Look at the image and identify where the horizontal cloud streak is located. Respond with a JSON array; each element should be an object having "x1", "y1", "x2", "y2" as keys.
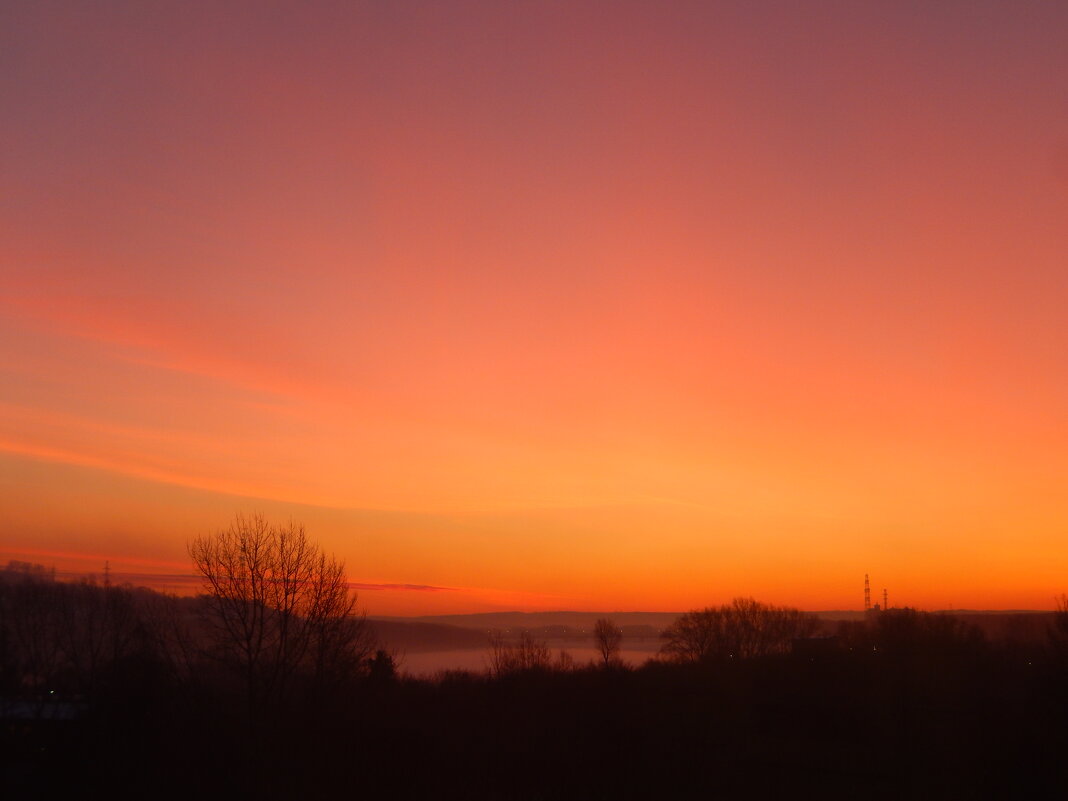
[
  {"x1": 350, "y1": 582, "x2": 454, "y2": 592},
  {"x1": 44, "y1": 570, "x2": 454, "y2": 595}
]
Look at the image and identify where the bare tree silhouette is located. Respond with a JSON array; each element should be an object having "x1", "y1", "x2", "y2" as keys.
[
  {"x1": 59, "y1": 576, "x2": 140, "y2": 695},
  {"x1": 188, "y1": 514, "x2": 373, "y2": 713},
  {"x1": 593, "y1": 617, "x2": 622, "y2": 667},
  {"x1": 0, "y1": 563, "x2": 145, "y2": 704},
  {"x1": 487, "y1": 629, "x2": 552, "y2": 677},
  {"x1": 660, "y1": 597, "x2": 817, "y2": 663},
  {"x1": 1047, "y1": 593, "x2": 1068, "y2": 663}
]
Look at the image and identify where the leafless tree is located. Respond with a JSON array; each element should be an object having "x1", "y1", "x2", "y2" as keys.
[
  {"x1": 1051, "y1": 593, "x2": 1068, "y2": 662},
  {"x1": 136, "y1": 591, "x2": 202, "y2": 686},
  {"x1": 189, "y1": 514, "x2": 373, "y2": 710},
  {"x1": 1, "y1": 566, "x2": 66, "y2": 693},
  {"x1": 58, "y1": 577, "x2": 141, "y2": 695},
  {"x1": 594, "y1": 617, "x2": 623, "y2": 667},
  {"x1": 660, "y1": 597, "x2": 818, "y2": 663},
  {"x1": 486, "y1": 629, "x2": 552, "y2": 677},
  {"x1": 0, "y1": 562, "x2": 148, "y2": 710},
  {"x1": 555, "y1": 649, "x2": 576, "y2": 672}
]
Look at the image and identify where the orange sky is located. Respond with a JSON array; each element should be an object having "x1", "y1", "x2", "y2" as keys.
[{"x1": 2, "y1": 2, "x2": 1067, "y2": 614}]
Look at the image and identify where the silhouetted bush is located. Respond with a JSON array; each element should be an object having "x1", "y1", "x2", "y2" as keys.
[
  {"x1": 487, "y1": 629, "x2": 553, "y2": 676},
  {"x1": 659, "y1": 597, "x2": 819, "y2": 663}
]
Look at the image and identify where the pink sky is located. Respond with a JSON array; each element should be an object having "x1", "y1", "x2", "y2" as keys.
[{"x1": 2, "y1": 2, "x2": 1068, "y2": 613}]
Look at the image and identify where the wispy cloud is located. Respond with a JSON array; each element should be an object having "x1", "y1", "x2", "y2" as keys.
[
  {"x1": 38, "y1": 568, "x2": 453, "y2": 595},
  {"x1": 349, "y1": 582, "x2": 454, "y2": 592}
]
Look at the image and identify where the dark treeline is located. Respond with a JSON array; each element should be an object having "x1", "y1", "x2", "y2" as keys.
[{"x1": 3, "y1": 536, "x2": 1068, "y2": 799}]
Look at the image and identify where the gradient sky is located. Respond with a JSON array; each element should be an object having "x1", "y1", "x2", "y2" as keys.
[{"x1": 3, "y1": 1, "x2": 1067, "y2": 614}]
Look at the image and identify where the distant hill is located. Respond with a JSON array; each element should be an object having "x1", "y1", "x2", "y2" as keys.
[
  {"x1": 367, "y1": 612, "x2": 677, "y2": 651},
  {"x1": 367, "y1": 619, "x2": 491, "y2": 652},
  {"x1": 371, "y1": 611, "x2": 683, "y2": 632},
  {"x1": 369, "y1": 609, "x2": 1055, "y2": 652},
  {"x1": 374, "y1": 610, "x2": 864, "y2": 630}
]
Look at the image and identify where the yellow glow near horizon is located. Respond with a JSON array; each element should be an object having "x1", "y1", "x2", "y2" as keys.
[{"x1": 3, "y1": 3, "x2": 1068, "y2": 613}]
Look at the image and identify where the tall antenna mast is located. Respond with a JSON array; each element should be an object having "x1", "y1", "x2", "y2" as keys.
[
  {"x1": 883, "y1": 588, "x2": 888, "y2": 610},
  {"x1": 864, "y1": 574, "x2": 871, "y2": 612}
]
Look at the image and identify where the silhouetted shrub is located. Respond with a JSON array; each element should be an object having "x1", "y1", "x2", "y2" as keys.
[{"x1": 659, "y1": 597, "x2": 819, "y2": 663}]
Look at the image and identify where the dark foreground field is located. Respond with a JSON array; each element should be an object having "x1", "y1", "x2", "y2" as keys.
[
  {"x1": 6, "y1": 631, "x2": 1068, "y2": 799},
  {"x1": 4, "y1": 560, "x2": 1068, "y2": 799}
]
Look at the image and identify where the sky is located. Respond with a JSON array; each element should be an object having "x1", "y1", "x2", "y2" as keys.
[{"x1": 2, "y1": 1, "x2": 1067, "y2": 614}]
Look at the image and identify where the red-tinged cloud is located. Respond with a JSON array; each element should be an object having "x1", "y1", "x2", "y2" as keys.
[
  {"x1": 120, "y1": 575, "x2": 456, "y2": 594},
  {"x1": 33, "y1": 569, "x2": 455, "y2": 596},
  {"x1": 349, "y1": 583, "x2": 453, "y2": 592}
]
